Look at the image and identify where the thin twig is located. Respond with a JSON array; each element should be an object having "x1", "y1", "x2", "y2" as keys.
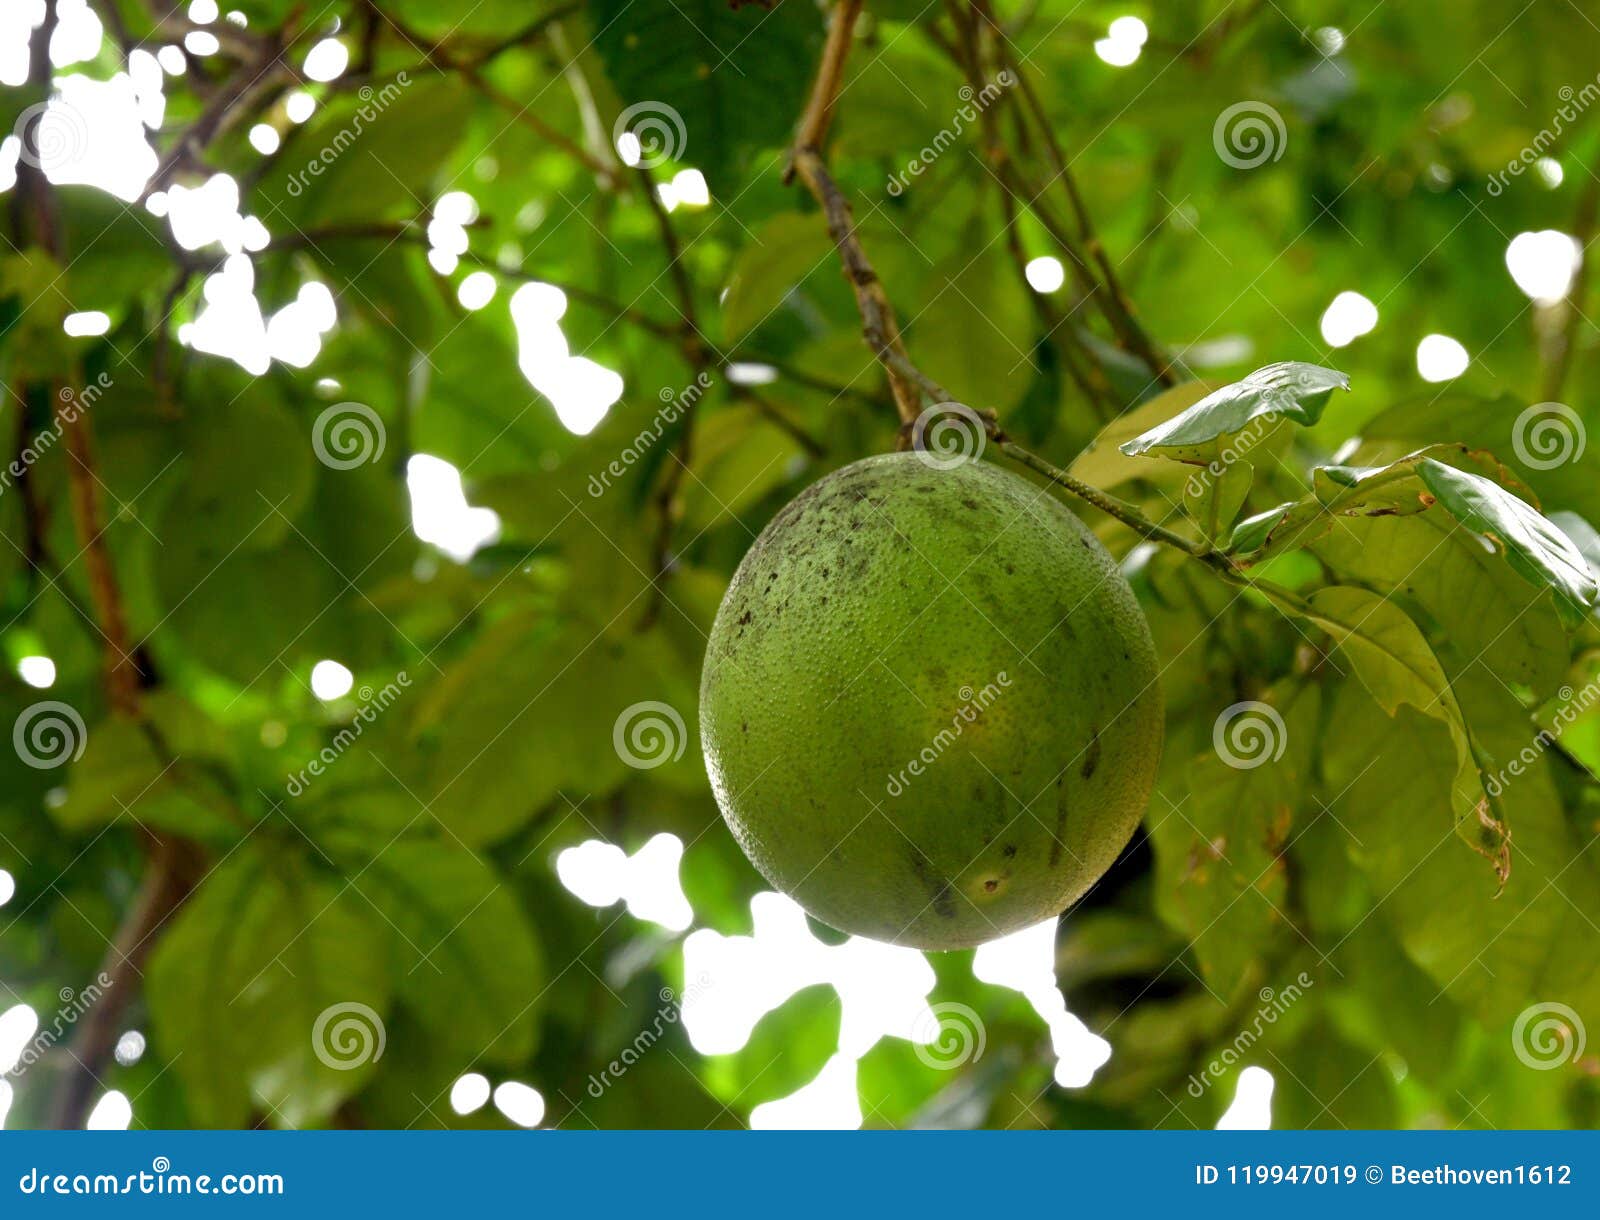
[
  {"x1": 945, "y1": 3, "x2": 1113, "y2": 419},
  {"x1": 787, "y1": 4, "x2": 1239, "y2": 579},
  {"x1": 367, "y1": 3, "x2": 615, "y2": 182},
  {"x1": 784, "y1": 0, "x2": 862, "y2": 183},
  {"x1": 963, "y1": 1, "x2": 1176, "y2": 385},
  {"x1": 788, "y1": 0, "x2": 923, "y2": 429},
  {"x1": 141, "y1": 19, "x2": 298, "y2": 200}
]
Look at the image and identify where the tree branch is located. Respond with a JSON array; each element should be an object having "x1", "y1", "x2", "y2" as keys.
[
  {"x1": 788, "y1": 0, "x2": 923, "y2": 430},
  {"x1": 15, "y1": 0, "x2": 193, "y2": 1132}
]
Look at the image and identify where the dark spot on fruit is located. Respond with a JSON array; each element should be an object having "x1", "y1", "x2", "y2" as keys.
[
  {"x1": 983, "y1": 879, "x2": 999, "y2": 893},
  {"x1": 1002, "y1": 844, "x2": 1017, "y2": 858},
  {"x1": 1081, "y1": 726, "x2": 1101, "y2": 779},
  {"x1": 737, "y1": 610, "x2": 753, "y2": 626},
  {"x1": 961, "y1": 498, "x2": 980, "y2": 510},
  {"x1": 909, "y1": 851, "x2": 957, "y2": 919}
]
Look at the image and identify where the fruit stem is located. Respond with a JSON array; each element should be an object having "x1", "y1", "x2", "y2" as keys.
[{"x1": 995, "y1": 440, "x2": 1211, "y2": 559}]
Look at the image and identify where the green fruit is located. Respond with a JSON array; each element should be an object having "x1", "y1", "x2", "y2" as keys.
[{"x1": 699, "y1": 451, "x2": 1164, "y2": 950}]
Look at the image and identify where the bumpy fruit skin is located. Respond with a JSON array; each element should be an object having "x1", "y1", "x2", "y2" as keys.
[{"x1": 699, "y1": 452, "x2": 1163, "y2": 949}]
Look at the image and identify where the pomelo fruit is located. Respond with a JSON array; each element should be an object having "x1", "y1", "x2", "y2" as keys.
[{"x1": 699, "y1": 451, "x2": 1163, "y2": 949}]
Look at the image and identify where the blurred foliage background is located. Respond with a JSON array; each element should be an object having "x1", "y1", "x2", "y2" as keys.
[{"x1": 1, "y1": 0, "x2": 1599, "y2": 1131}]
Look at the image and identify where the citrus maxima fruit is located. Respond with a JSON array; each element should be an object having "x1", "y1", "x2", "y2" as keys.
[{"x1": 699, "y1": 452, "x2": 1163, "y2": 949}]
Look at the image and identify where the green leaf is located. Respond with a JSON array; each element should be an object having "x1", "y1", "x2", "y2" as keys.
[
  {"x1": 408, "y1": 612, "x2": 702, "y2": 845},
  {"x1": 700, "y1": 984, "x2": 841, "y2": 1109},
  {"x1": 256, "y1": 77, "x2": 475, "y2": 226},
  {"x1": 588, "y1": 0, "x2": 825, "y2": 193},
  {"x1": 1414, "y1": 457, "x2": 1597, "y2": 617},
  {"x1": 1181, "y1": 458, "x2": 1252, "y2": 544},
  {"x1": 721, "y1": 212, "x2": 837, "y2": 344},
  {"x1": 1150, "y1": 682, "x2": 1319, "y2": 997},
  {"x1": 1120, "y1": 362, "x2": 1349, "y2": 459},
  {"x1": 330, "y1": 839, "x2": 545, "y2": 1066},
  {"x1": 55, "y1": 693, "x2": 239, "y2": 839},
  {"x1": 1235, "y1": 450, "x2": 1596, "y2": 617},
  {"x1": 910, "y1": 243, "x2": 1036, "y2": 413},
  {"x1": 1304, "y1": 586, "x2": 1505, "y2": 875},
  {"x1": 1227, "y1": 501, "x2": 1295, "y2": 554},
  {"x1": 1309, "y1": 512, "x2": 1568, "y2": 701},
  {"x1": 1270, "y1": 1016, "x2": 1398, "y2": 1129},
  {"x1": 168, "y1": 395, "x2": 314, "y2": 552},
  {"x1": 1322, "y1": 676, "x2": 1600, "y2": 1041},
  {"x1": 146, "y1": 851, "x2": 393, "y2": 1128}
]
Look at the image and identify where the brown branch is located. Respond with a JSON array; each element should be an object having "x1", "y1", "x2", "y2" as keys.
[
  {"x1": 785, "y1": 0, "x2": 862, "y2": 182},
  {"x1": 792, "y1": 151, "x2": 926, "y2": 427},
  {"x1": 943, "y1": 3, "x2": 1114, "y2": 420},
  {"x1": 779, "y1": 6, "x2": 1234, "y2": 584},
  {"x1": 787, "y1": 1, "x2": 925, "y2": 429},
  {"x1": 141, "y1": 18, "x2": 299, "y2": 200},
  {"x1": 17, "y1": 0, "x2": 189, "y2": 1132},
  {"x1": 44, "y1": 836, "x2": 198, "y2": 1130},
  {"x1": 636, "y1": 163, "x2": 713, "y2": 629}
]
